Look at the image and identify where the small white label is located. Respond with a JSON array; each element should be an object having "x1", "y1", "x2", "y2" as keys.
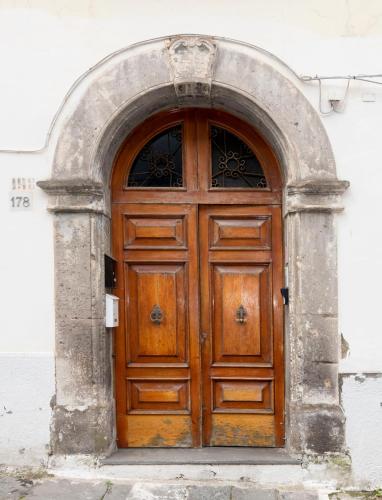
[{"x1": 9, "y1": 191, "x2": 33, "y2": 211}]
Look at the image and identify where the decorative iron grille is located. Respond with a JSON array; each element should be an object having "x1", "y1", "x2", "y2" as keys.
[
  {"x1": 211, "y1": 126, "x2": 267, "y2": 188},
  {"x1": 127, "y1": 125, "x2": 183, "y2": 188}
]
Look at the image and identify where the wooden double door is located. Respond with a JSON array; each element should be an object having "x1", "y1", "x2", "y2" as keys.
[{"x1": 112, "y1": 109, "x2": 284, "y2": 448}]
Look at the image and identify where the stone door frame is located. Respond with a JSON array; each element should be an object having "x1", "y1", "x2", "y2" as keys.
[{"x1": 38, "y1": 35, "x2": 349, "y2": 456}]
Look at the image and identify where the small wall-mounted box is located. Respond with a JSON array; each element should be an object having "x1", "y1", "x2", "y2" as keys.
[
  {"x1": 105, "y1": 254, "x2": 117, "y2": 289},
  {"x1": 105, "y1": 294, "x2": 119, "y2": 328}
]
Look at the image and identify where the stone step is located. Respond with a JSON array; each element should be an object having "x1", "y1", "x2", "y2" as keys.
[
  {"x1": 98, "y1": 448, "x2": 304, "y2": 485},
  {"x1": 98, "y1": 463, "x2": 304, "y2": 483},
  {"x1": 0, "y1": 476, "x2": 323, "y2": 499},
  {"x1": 102, "y1": 447, "x2": 301, "y2": 466}
]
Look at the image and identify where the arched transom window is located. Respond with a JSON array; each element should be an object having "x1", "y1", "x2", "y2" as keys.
[{"x1": 112, "y1": 109, "x2": 281, "y2": 203}]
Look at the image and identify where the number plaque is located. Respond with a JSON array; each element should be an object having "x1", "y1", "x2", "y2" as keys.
[{"x1": 9, "y1": 191, "x2": 33, "y2": 211}]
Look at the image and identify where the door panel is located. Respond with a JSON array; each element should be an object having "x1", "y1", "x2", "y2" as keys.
[
  {"x1": 124, "y1": 216, "x2": 187, "y2": 249},
  {"x1": 127, "y1": 263, "x2": 187, "y2": 363},
  {"x1": 114, "y1": 204, "x2": 201, "y2": 447},
  {"x1": 212, "y1": 379, "x2": 274, "y2": 412},
  {"x1": 200, "y1": 205, "x2": 284, "y2": 447},
  {"x1": 210, "y1": 414, "x2": 275, "y2": 447},
  {"x1": 210, "y1": 216, "x2": 271, "y2": 249},
  {"x1": 212, "y1": 264, "x2": 271, "y2": 363},
  {"x1": 128, "y1": 379, "x2": 190, "y2": 412},
  {"x1": 125, "y1": 415, "x2": 193, "y2": 447}
]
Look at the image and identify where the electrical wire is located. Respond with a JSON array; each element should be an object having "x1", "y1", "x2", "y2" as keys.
[
  {"x1": 353, "y1": 77, "x2": 382, "y2": 85},
  {"x1": 300, "y1": 74, "x2": 382, "y2": 83},
  {"x1": 302, "y1": 74, "x2": 382, "y2": 115}
]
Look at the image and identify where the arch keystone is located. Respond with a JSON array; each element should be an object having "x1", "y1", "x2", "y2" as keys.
[{"x1": 167, "y1": 36, "x2": 216, "y2": 98}]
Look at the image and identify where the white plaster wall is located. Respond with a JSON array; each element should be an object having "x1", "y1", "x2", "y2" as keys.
[
  {"x1": 0, "y1": 151, "x2": 54, "y2": 465},
  {"x1": 0, "y1": 0, "x2": 381, "y2": 483},
  {"x1": 0, "y1": 353, "x2": 54, "y2": 466},
  {"x1": 0, "y1": 153, "x2": 53, "y2": 353},
  {"x1": 341, "y1": 375, "x2": 382, "y2": 488}
]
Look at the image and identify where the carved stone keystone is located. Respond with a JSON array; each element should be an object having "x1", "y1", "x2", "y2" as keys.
[{"x1": 167, "y1": 36, "x2": 216, "y2": 98}]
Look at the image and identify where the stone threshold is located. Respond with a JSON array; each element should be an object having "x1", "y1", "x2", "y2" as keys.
[{"x1": 102, "y1": 447, "x2": 301, "y2": 466}]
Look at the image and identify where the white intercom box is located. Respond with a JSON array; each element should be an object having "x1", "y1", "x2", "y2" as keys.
[{"x1": 105, "y1": 294, "x2": 119, "y2": 327}]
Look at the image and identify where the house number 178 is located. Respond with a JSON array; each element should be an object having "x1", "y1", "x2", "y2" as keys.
[{"x1": 9, "y1": 192, "x2": 33, "y2": 210}]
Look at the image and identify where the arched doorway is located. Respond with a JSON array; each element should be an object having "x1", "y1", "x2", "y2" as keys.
[
  {"x1": 38, "y1": 35, "x2": 349, "y2": 457},
  {"x1": 111, "y1": 109, "x2": 284, "y2": 448}
]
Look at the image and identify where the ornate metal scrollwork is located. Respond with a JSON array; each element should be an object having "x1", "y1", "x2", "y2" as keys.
[
  {"x1": 235, "y1": 305, "x2": 247, "y2": 324},
  {"x1": 127, "y1": 125, "x2": 183, "y2": 188},
  {"x1": 211, "y1": 126, "x2": 267, "y2": 188},
  {"x1": 150, "y1": 304, "x2": 164, "y2": 325}
]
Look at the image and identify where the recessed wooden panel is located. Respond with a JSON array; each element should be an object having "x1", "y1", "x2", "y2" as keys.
[
  {"x1": 128, "y1": 379, "x2": 190, "y2": 413},
  {"x1": 213, "y1": 379, "x2": 273, "y2": 412},
  {"x1": 121, "y1": 415, "x2": 192, "y2": 447},
  {"x1": 212, "y1": 264, "x2": 272, "y2": 364},
  {"x1": 210, "y1": 414, "x2": 275, "y2": 446},
  {"x1": 210, "y1": 216, "x2": 271, "y2": 249},
  {"x1": 126, "y1": 263, "x2": 188, "y2": 363},
  {"x1": 124, "y1": 215, "x2": 186, "y2": 249}
]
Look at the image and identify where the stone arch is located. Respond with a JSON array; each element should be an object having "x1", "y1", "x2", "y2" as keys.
[{"x1": 38, "y1": 35, "x2": 349, "y2": 456}]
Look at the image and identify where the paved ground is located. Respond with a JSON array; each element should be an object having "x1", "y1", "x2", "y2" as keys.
[
  {"x1": 0, "y1": 474, "x2": 381, "y2": 499},
  {"x1": 0, "y1": 476, "x2": 316, "y2": 500}
]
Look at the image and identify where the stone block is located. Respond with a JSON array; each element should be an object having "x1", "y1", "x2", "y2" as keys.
[
  {"x1": 277, "y1": 491, "x2": 318, "y2": 499},
  {"x1": 302, "y1": 361, "x2": 339, "y2": 404},
  {"x1": 52, "y1": 402, "x2": 114, "y2": 454},
  {"x1": 303, "y1": 405, "x2": 346, "y2": 454},
  {"x1": 54, "y1": 214, "x2": 92, "y2": 320},
  {"x1": 28, "y1": 479, "x2": 109, "y2": 499},
  {"x1": 291, "y1": 212, "x2": 337, "y2": 316},
  {"x1": 232, "y1": 486, "x2": 278, "y2": 499},
  {"x1": 287, "y1": 403, "x2": 345, "y2": 455},
  {"x1": 301, "y1": 314, "x2": 339, "y2": 363},
  {"x1": 123, "y1": 483, "x2": 188, "y2": 500},
  {"x1": 55, "y1": 318, "x2": 109, "y2": 407},
  {"x1": 187, "y1": 485, "x2": 231, "y2": 499}
]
